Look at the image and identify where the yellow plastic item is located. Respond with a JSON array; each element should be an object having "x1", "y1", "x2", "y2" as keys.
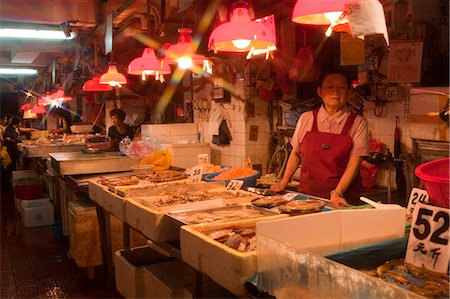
[
  {"x1": 1, "y1": 146, "x2": 12, "y2": 169},
  {"x1": 139, "y1": 149, "x2": 172, "y2": 171}
]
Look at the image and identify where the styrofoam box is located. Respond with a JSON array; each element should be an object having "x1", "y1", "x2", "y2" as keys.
[
  {"x1": 180, "y1": 215, "x2": 287, "y2": 297},
  {"x1": 256, "y1": 207, "x2": 406, "y2": 256},
  {"x1": 141, "y1": 123, "x2": 198, "y2": 137},
  {"x1": 21, "y1": 198, "x2": 54, "y2": 228},
  {"x1": 142, "y1": 260, "x2": 193, "y2": 299},
  {"x1": 12, "y1": 170, "x2": 38, "y2": 186},
  {"x1": 164, "y1": 143, "x2": 211, "y2": 169},
  {"x1": 115, "y1": 246, "x2": 174, "y2": 299}
]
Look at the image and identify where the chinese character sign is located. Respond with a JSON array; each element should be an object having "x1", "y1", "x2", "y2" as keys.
[
  {"x1": 406, "y1": 203, "x2": 449, "y2": 274},
  {"x1": 387, "y1": 39, "x2": 423, "y2": 83}
]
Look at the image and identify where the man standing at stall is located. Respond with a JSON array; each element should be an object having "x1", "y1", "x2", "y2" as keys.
[
  {"x1": 271, "y1": 71, "x2": 370, "y2": 208},
  {"x1": 108, "y1": 108, "x2": 134, "y2": 151}
]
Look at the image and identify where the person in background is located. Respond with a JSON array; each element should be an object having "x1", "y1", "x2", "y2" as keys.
[
  {"x1": 108, "y1": 108, "x2": 134, "y2": 151},
  {"x1": 271, "y1": 71, "x2": 370, "y2": 208},
  {"x1": 0, "y1": 115, "x2": 11, "y2": 146},
  {"x1": 50, "y1": 107, "x2": 72, "y2": 134},
  {"x1": 2, "y1": 116, "x2": 23, "y2": 190}
]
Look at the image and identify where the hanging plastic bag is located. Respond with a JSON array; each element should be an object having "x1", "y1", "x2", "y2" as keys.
[
  {"x1": 119, "y1": 136, "x2": 159, "y2": 159},
  {"x1": 289, "y1": 30, "x2": 320, "y2": 82}
]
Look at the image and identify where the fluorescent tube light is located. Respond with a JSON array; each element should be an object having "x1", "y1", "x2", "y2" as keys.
[
  {"x1": 0, "y1": 68, "x2": 38, "y2": 75},
  {"x1": 0, "y1": 28, "x2": 75, "y2": 39}
]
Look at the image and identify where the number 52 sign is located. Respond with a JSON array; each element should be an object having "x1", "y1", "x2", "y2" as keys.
[{"x1": 406, "y1": 202, "x2": 449, "y2": 274}]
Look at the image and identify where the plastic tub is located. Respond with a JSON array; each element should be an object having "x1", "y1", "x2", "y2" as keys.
[
  {"x1": 415, "y1": 158, "x2": 449, "y2": 208},
  {"x1": 204, "y1": 170, "x2": 260, "y2": 187}
]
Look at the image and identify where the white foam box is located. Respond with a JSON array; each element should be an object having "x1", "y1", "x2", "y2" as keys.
[
  {"x1": 21, "y1": 198, "x2": 55, "y2": 228},
  {"x1": 124, "y1": 184, "x2": 259, "y2": 242},
  {"x1": 141, "y1": 123, "x2": 198, "y2": 144},
  {"x1": 256, "y1": 207, "x2": 406, "y2": 256},
  {"x1": 163, "y1": 143, "x2": 211, "y2": 169},
  {"x1": 142, "y1": 260, "x2": 193, "y2": 299},
  {"x1": 180, "y1": 215, "x2": 287, "y2": 297},
  {"x1": 115, "y1": 246, "x2": 174, "y2": 299},
  {"x1": 12, "y1": 170, "x2": 38, "y2": 185}
]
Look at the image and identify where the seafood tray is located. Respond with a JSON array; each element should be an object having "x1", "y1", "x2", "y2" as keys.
[
  {"x1": 327, "y1": 238, "x2": 448, "y2": 298},
  {"x1": 180, "y1": 215, "x2": 287, "y2": 297},
  {"x1": 124, "y1": 188, "x2": 260, "y2": 242},
  {"x1": 167, "y1": 205, "x2": 278, "y2": 225},
  {"x1": 88, "y1": 178, "x2": 191, "y2": 221},
  {"x1": 256, "y1": 235, "x2": 424, "y2": 299},
  {"x1": 117, "y1": 181, "x2": 221, "y2": 197}
]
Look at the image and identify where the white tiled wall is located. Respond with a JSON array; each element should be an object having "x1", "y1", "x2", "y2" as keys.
[{"x1": 193, "y1": 75, "x2": 271, "y2": 173}]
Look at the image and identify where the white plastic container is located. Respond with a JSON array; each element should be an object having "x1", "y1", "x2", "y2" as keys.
[
  {"x1": 141, "y1": 123, "x2": 198, "y2": 144},
  {"x1": 164, "y1": 143, "x2": 211, "y2": 169},
  {"x1": 21, "y1": 198, "x2": 54, "y2": 227}
]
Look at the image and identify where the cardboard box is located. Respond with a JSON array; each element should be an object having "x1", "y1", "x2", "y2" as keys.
[
  {"x1": 21, "y1": 198, "x2": 54, "y2": 227},
  {"x1": 68, "y1": 199, "x2": 148, "y2": 268},
  {"x1": 142, "y1": 260, "x2": 192, "y2": 298},
  {"x1": 115, "y1": 246, "x2": 174, "y2": 299}
]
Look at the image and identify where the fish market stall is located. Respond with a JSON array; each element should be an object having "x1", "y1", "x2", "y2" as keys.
[{"x1": 19, "y1": 138, "x2": 86, "y2": 158}]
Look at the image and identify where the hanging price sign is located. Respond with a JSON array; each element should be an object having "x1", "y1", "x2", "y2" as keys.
[
  {"x1": 226, "y1": 180, "x2": 244, "y2": 195},
  {"x1": 283, "y1": 192, "x2": 298, "y2": 200},
  {"x1": 406, "y1": 188, "x2": 430, "y2": 216},
  {"x1": 197, "y1": 154, "x2": 209, "y2": 164},
  {"x1": 188, "y1": 165, "x2": 203, "y2": 184},
  {"x1": 405, "y1": 202, "x2": 449, "y2": 274}
]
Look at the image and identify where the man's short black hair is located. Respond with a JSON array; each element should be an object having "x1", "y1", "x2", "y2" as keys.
[
  {"x1": 110, "y1": 108, "x2": 126, "y2": 122},
  {"x1": 10, "y1": 116, "x2": 22, "y2": 126}
]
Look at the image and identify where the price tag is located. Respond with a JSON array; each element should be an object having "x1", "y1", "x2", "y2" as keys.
[
  {"x1": 188, "y1": 165, "x2": 203, "y2": 184},
  {"x1": 283, "y1": 192, "x2": 298, "y2": 200},
  {"x1": 226, "y1": 180, "x2": 244, "y2": 195},
  {"x1": 406, "y1": 188, "x2": 430, "y2": 216},
  {"x1": 405, "y1": 202, "x2": 449, "y2": 274},
  {"x1": 197, "y1": 154, "x2": 209, "y2": 164}
]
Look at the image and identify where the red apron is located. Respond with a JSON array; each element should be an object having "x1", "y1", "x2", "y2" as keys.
[{"x1": 298, "y1": 109, "x2": 363, "y2": 205}]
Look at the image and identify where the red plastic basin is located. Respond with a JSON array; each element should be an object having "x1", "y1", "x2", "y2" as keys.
[{"x1": 415, "y1": 158, "x2": 450, "y2": 208}]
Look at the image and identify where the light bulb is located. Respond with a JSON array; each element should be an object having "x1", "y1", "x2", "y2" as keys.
[
  {"x1": 324, "y1": 12, "x2": 343, "y2": 24},
  {"x1": 177, "y1": 57, "x2": 193, "y2": 69},
  {"x1": 232, "y1": 39, "x2": 251, "y2": 49}
]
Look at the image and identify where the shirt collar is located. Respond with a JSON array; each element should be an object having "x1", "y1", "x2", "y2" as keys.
[{"x1": 318, "y1": 105, "x2": 349, "y2": 124}]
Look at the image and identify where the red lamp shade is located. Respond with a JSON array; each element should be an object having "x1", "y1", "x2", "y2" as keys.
[
  {"x1": 292, "y1": 0, "x2": 348, "y2": 25},
  {"x1": 50, "y1": 89, "x2": 72, "y2": 102},
  {"x1": 99, "y1": 65, "x2": 127, "y2": 87},
  {"x1": 83, "y1": 76, "x2": 113, "y2": 92},
  {"x1": 209, "y1": 4, "x2": 274, "y2": 53},
  {"x1": 38, "y1": 94, "x2": 52, "y2": 106},
  {"x1": 164, "y1": 28, "x2": 211, "y2": 73},
  {"x1": 127, "y1": 48, "x2": 171, "y2": 81},
  {"x1": 31, "y1": 104, "x2": 46, "y2": 114},
  {"x1": 20, "y1": 102, "x2": 31, "y2": 110}
]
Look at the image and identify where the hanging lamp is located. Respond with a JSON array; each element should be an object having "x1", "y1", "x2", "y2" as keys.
[
  {"x1": 83, "y1": 76, "x2": 113, "y2": 92},
  {"x1": 31, "y1": 104, "x2": 47, "y2": 114},
  {"x1": 208, "y1": 1, "x2": 274, "y2": 56},
  {"x1": 50, "y1": 89, "x2": 72, "y2": 104},
  {"x1": 163, "y1": 28, "x2": 212, "y2": 74},
  {"x1": 20, "y1": 102, "x2": 31, "y2": 110},
  {"x1": 292, "y1": 0, "x2": 348, "y2": 36},
  {"x1": 99, "y1": 65, "x2": 127, "y2": 87},
  {"x1": 127, "y1": 48, "x2": 171, "y2": 82}
]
